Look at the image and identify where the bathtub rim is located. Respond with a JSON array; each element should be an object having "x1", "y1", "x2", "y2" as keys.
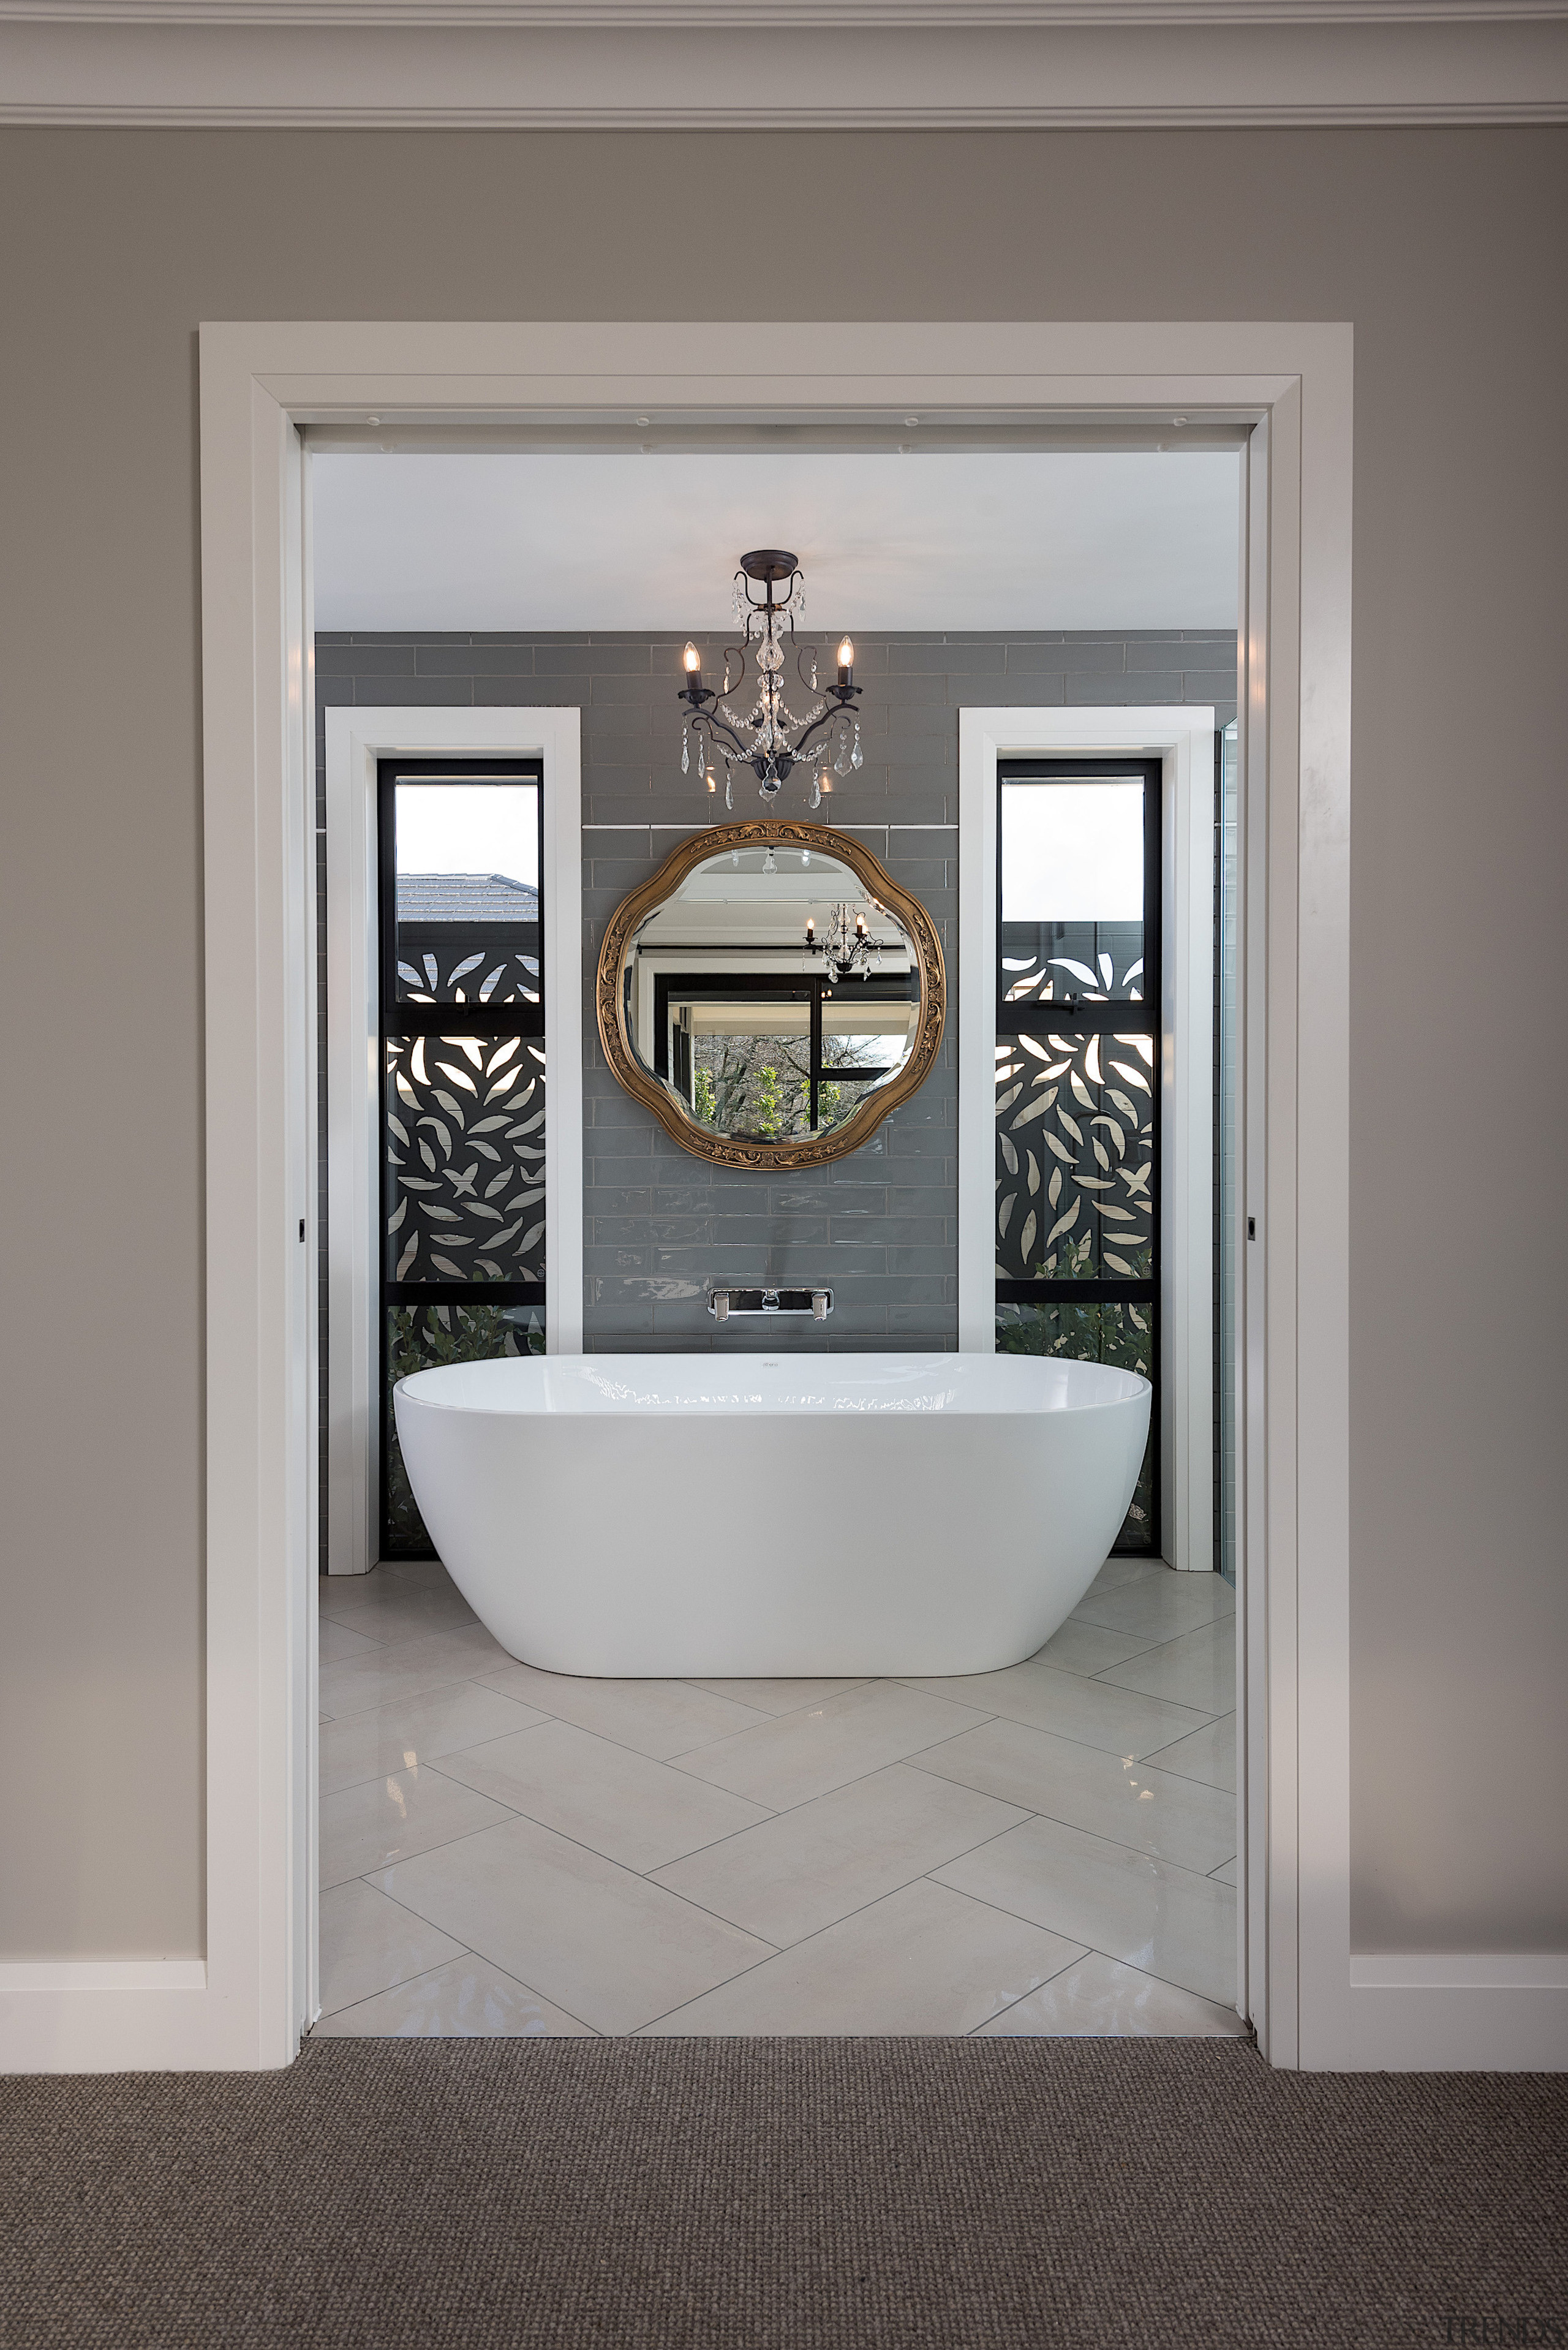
[{"x1": 393, "y1": 1350, "x2": 1153, "y2": 1420}]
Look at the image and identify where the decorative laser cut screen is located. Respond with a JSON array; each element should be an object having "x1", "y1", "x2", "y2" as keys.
[
  {"x1": 993, "y1": 761, "x2": 1161, "y2": 1551},
  {"x1": 379, "y1": 761, "x2": 546, "y2": 1558}
]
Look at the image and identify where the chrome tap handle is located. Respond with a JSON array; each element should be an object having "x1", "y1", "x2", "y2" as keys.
[
  {"x1": 713, "y1": 1290, "x2": 729, "y2": 1322},
  {"x1": 811, "y1": 1290, "x2": 829, "y2": 1321}
]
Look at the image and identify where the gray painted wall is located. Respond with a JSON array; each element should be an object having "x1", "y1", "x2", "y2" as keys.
[
  {"x1": 1, "y1": 126, "x2": 1564, "y2": 1962},
  {"x1": 318, "y1": 628, "x2": 1232, "y2": 1376}
]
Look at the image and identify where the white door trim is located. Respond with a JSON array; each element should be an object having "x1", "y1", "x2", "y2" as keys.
[
  {"x1": 16, "y1": 316, "x2": 1354, "y2": 2080},
  {"x1": 323, "y1": 706, "x2": 583, "y2": 1583},
  {"x1": 956, "y1": 704, "x2": 1216, "y2": 1581}
]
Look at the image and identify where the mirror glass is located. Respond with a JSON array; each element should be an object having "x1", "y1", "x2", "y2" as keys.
[{"x1": 612, "y1": 842, "x2": 922, "y2": 1149}]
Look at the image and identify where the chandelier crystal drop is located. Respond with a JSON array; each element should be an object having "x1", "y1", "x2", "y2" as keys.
[{"x1": 677, "y1": 551, "x2": 863, "y2": 804}]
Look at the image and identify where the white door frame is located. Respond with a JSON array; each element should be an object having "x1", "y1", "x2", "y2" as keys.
[
  {"x1": 0, "y1": 320, "x2": 1359, "y2": 2075},
  {"x1": 323, "y1": 706, "x2": 584, "y2": 1582},
  {"x1": 957, "y1": 706, "x2": 1216, "y2": 1582}
]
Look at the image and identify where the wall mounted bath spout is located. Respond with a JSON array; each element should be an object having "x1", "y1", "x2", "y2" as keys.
[{"x1": 707, "y1": 1287, "x2": 834, "y2": 1320}]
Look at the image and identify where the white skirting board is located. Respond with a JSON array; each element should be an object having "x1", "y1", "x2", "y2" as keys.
[
  {"x1": 0, "y1": 1962, "x2": 288, "y2": 2075},
  {"x1": 1348, "y1": 1955, "x2": 1568, "y2": 2072}
]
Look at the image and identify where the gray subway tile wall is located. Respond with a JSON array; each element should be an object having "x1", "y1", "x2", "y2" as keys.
[{"x1": 314, "y1": 632, "x2": 1235, "y2": 1556}]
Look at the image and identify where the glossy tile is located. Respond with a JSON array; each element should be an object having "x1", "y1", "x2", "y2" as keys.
[
  {"x1": 642, "y1": 1880, "x2": 1086, "y2": 2036},
  {"x1": 473, "y1": 1663, "x2": 769, "y2": 1760},
  {"x1": 673, "y1": 1681, "x2": 993, "y2": 1810},
  {"x1": 318, "y1": 1614, "x2": 383, "y2": 1665},
  {"x1": 318, "y1": 1625, "x2": 512, "y2": 1720},
  {"x1": 318, "y1": 1680, "x2": 550, "y2": 1796},
  {"x1": 1028, "y1": 1619, "x2": 1161, "y2": 1679},
  {"x1": 652, "y1": 1764, "x2": 1027, "y2": 1946},
  {"x1": 435, "y1": 1719, "x2": 773, "y2": 1872},
  {"x1": 1083, "y1": 1556, "x2": 1164, "y2": 1596},
  {"x1": 376, "y1": 1813, "x2": 774, "y2": 2035},
  {"x1": 910, "y1": 1716, "x2": 1237, "y2": 1873},
  {"x1": 1210, "y1": 1856, "x2": 1240, "y2": 1886},
  {"x1": 315, "y1": 1954, "x2": 595, "y2": 2039},
  {"x1": 317, "y1": 1880, "x2": 466, "y2": 2016},
  {"x1": 934, "y1": 1812, "x2": 1237, "y2": 2004},
  {"x1": 976, "y1": 1951, "x2": 1246, "y2": 2039},
  {"x1": 1144, "y1": 1711, "x2": 1238, "y2": 1794},
  {"x1": 684, "y1": 1677, "x2": 874, "y2": 1717},
  {"x1": 317, "y1": 1579, "x2": 480, "y2": 1646},
  {"x1": 1096, "y1": 1617, "x2": 1237, "y2": 1713},
  {"x1": 1072, "y1": 1568, "x2": 1235, "y2": 1643},
  {"x1": 897, "y1": 1660, "x2": 1212, "y2": 1759},
  {"x1": 318, "y1": 1762, "x2": 514, "y2": 1889},
  {"x1": 379, "y1": 1560, "x2": 466, "y2": 1595}
]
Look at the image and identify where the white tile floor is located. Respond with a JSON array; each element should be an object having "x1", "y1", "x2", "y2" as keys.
[{"x1": 315, "y1": 1555, "x2": 1242, "y2": 2041}]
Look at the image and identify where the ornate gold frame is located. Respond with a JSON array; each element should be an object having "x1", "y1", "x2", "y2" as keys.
[{"x1": 595, "y1": 818, "x2": 948, "y2": 1171}]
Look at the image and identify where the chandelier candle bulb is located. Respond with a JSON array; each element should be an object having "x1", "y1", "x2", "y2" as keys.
[
  {"x1": 837, "y1": 637, "x2": 854, "y2": 686},
  {"x1": 682, "y1": 641, "x2": 703, "y2": 689}
]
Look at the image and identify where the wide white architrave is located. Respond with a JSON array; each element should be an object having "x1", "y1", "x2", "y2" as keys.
[
  {"x1": 9, "y1": 316, "x2": 1545, "y2": 2076},
  {"x1": 324, "y1": 705, "x2": 584, "y2": 1581},
  {"x1": 957, "y1": 705, "x2": 1218, "y2": 1582},
  {"x1": 2, "y1": 1, "x2": 1564, "y2": 125}
]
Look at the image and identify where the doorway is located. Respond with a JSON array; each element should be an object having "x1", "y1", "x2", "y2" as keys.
[{"x1": 312, "y1": 436, "x2": 1242, "y2": 2041}]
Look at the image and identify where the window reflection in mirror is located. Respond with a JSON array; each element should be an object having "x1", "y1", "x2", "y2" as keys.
[{"x1": 624, "y1": 846, "x2": 919, "y2": 1146}]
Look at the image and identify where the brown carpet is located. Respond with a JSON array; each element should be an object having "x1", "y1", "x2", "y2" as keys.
[{"x1": 2, "y1": 2038, "x2": 1565, "y2": 2349}]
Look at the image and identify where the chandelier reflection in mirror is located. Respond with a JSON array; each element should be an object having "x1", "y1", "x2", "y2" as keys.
[
  {"x1": 807, "y1": 902, "x2": 883, "y2": 986},
  {"x1": 677, "y1": 550, "x2": 863, "y2": 809}
]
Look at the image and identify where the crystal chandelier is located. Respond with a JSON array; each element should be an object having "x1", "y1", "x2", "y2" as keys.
[
  {"x1": 805, "y1": 902, "x2": 883, "y2": 985},
  {"x1": 677, "y1": 550, "x2": 863, "y2": 809}
]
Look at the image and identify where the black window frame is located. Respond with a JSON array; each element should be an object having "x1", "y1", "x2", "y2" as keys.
[
  {"x1": 995, "y1": 755, "x2": 1163, "y2": 1551},
  {"x1": 377, "y1": 757, "x2": 546, "y2": 1559},
  {"x1": 644, "y1": 969, "x2": 914, "y2": 1135}
]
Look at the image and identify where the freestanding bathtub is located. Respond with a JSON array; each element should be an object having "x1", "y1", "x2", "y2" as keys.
[{"x1": 394, "y1": 1352, "x2": 1150, "y2": 1679}]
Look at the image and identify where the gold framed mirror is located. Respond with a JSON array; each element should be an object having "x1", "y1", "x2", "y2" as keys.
[{"x1": 595, "y1": 818, "x2": 947, "y2": 1171}]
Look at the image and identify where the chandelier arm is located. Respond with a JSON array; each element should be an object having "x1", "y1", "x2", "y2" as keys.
[
  {"x1": 694, "y1": 711, "x2": 753, "y2": 763},
  {"x1": 794, "y1": 641, "x2": 826, "y2": 695}
]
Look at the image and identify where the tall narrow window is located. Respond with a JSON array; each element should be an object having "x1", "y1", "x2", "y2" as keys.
[
  {"x1": 379, "y1": 760, "x2": 545, "y2": 1557},
  {"x1": 994, "y1": 759, "x2": 1161, "y2": 1551}
]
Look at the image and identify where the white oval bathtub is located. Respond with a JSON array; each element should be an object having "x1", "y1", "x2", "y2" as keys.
[{"x1": 394, "y1": 1352, "x2": 1150, "y2": 1679}]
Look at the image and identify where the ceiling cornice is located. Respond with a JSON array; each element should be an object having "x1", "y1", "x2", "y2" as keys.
[
  {"x1": 1, "y1": 0, "x2": 1564, "y2": 124},
  {"x1": 1, "y1": 1, "x2": 1562, "y2": 20}
]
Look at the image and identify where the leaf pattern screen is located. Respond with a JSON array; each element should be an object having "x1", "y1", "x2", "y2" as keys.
[
  {"x1": 993, "y1": 1021, "x2": 1155, "y2": 1282},
  {"x1": 1000, "y1": 921, "x2": 1145, "y2": 1010},
  {"x1": 385, "y1": 1035, "x2": 546, "y2": 1285}
]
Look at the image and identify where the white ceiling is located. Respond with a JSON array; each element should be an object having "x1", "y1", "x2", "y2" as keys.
[{"x1": 312, "y1": 450, "x2": 1241, "y2": 634}]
